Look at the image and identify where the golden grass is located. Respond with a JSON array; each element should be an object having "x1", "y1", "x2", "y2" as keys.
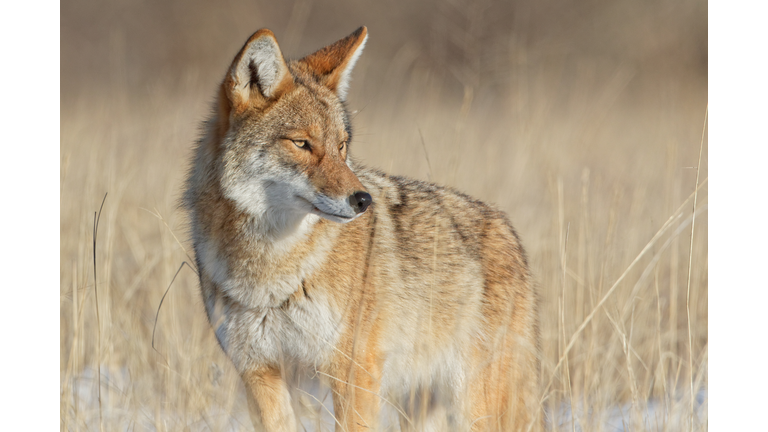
[{"x1": 61, "y1": 1, "x2": 707, "y2": 430}]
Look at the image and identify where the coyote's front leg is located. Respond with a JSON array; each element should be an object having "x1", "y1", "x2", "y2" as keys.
[
  {"x1": 242, "y1": 366, "x2": 297, "y2": 432},
  {"x1": 328, "y1": 347, "x2": 383, "y2": 431}
]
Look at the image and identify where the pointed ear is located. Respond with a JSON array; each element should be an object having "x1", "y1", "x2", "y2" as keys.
[
  {"x1": 299, "y1": 26, "x2": 368, "y2": 100},
  {"x1": 223, "y1": 29, "x2": 294, "y2": 110}
]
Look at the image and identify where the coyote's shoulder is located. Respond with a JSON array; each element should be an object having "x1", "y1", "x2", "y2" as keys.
[
  {"x1": 184, "y1": 26, "x2": 540, "y2": 432},
  {"x1": 359, "y1": 167, "x2": 531, "y2": 285}
]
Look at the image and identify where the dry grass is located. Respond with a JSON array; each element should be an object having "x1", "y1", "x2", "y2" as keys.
[{"x1": 60, "y1": 0, "x2": 707, "y2": 430}]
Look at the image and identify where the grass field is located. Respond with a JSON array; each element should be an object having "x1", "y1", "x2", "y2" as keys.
[{"x1": 60, "y1": 0, "x2": 707, "y2": 430}]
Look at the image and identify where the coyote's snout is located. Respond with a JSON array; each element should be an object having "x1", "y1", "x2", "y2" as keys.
[{"x1": 184, "y1": 26, "x2": 540, "y2": 431}]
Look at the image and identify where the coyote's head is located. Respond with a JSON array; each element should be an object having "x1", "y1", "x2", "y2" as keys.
[{"x1": 205, "y1": 27, "x2": 372, "y2": 230}]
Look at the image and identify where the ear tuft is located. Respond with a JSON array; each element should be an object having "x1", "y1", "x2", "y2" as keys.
[
  {"x1": 224, "y1": 29, "x2": 293, "y2": 109},
  {"x1": 299, "y1": 26, "x2": 368, "y2": 100}
]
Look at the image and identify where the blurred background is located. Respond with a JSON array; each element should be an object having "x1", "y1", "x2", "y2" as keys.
[{"x1": 61, "y1": 0, "x2": 707, "y2": 430}]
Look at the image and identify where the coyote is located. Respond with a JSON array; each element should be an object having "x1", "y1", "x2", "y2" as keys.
[{"x1": 184, "y1": 26, "x2": 539, "y2": 431}]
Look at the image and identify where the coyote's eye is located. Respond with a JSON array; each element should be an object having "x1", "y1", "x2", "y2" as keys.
[
  {"x1": 292, "y1": 140, "x2": 309, "y2": 150},
  {"x1": 339, "y1": 142, "x2": 346, "y2": 152}
]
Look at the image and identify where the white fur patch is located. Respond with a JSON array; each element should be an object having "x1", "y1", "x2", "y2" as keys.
[
  {"x1": 202, "y1": 268, "x2": 343, "y2": 371},
  {"x1": 219, "y1": 290, "x2": 343, "y2": 372}
]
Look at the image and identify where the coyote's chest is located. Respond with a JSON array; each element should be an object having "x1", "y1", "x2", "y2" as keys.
[{"x1": 197, "y1": 231, "x2": 343, "y2": 371}]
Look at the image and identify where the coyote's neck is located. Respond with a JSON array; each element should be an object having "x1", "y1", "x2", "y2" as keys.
[
  {"x1": 195, "y1": 201, "x2": 336, "y2": 308},
  {"x1": 252, "y1": 209, "x2": 322, "y2": 248}
]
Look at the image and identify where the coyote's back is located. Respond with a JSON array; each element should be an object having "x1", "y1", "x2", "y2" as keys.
[{"x1": 184, "y1": 26, "x2": 540, "y2": 431}]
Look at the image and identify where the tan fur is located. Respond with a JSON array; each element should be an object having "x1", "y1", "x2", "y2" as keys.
[{"x1": 184, "y1": 26, "x2": 540, "y2": 431}]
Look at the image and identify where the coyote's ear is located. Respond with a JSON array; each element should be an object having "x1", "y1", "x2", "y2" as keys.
[
  {"x1": 299, "y1": 26, "x2": 368, "y2": 100},
  {"x1": 223, "y1": 29, "x2": 294, "y2": 110}
]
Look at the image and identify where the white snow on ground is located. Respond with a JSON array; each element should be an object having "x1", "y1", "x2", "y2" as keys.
[
  {"x1": 63, "y1": 367, "x2": 706, "y2": 431},
  {"x1": 548, "y1": 390, "x2": 707, "y2": 432}
]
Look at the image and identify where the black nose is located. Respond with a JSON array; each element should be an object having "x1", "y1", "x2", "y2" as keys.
[{"x1": 349, "y1": 191, "x2": 372, "y2": 214}]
